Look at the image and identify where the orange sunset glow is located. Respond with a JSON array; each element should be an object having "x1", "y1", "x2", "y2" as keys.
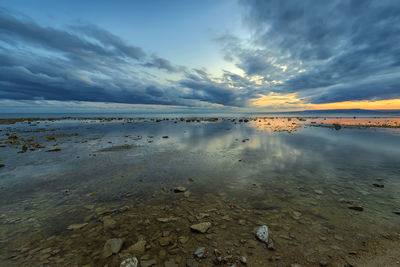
[{"x1": 252, "y1": 93, "x2": 400, "y2": 110}]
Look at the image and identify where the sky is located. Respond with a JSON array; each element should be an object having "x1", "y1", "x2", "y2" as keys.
[{"x1": 0, "y1": 0, "x2": 399, "y2": 113}]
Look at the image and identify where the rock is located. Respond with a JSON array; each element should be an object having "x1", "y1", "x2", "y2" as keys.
[
  {"x1": 120, "y1": 257, "x2": 138, "y2": 267},
  {"x1": 334, "y1": 234, "x2": 343, "y2": 241},
  {"x1": 157, "y1": 217, "x2": 178, "y2": 223},
  {"x1": 393, "y1": 211, "x2": 400, "y2": 215},
  {"x1": 348, "y1": 206, "x2": 363, "y2": 211},
  {"x1": 140, "y1": 259, "x2": 156, "y2": 267},
  {"x1": 174, "y1": 187, "x2": 186, "y2": 193},
  {"x1": 67, "y1": 223, "x2": 88, "y2": 230},
  {"x1": 164, "y1": 260, "x2": 179, "y2": 267},
  {"x1": 314, "y1": 190, "x2": 323, "y2": 195},
  {"x1": 240, "y1": 256, "x2": 247, "y2": 264},
  {"x1": 178, "y1": 236, "x2": 189, "y2": 244},
  {"x1": 184, "y1": 191, "x2": 191, "y2": 198},
  {"x1": 103, "y1": 238, "x2": 124, "y2": 258},
  {"x1": 103, "y1": 216, "x2": 116, "y2": 230},
  {"x1": 0, "y1": 164, "x2": 5, "y2": 168},
  {"x1": 290, "y1": 211, "x2": 302, "y2": 220},
  {"x1": 372, "y1": 183, "x2": 384, "y2": 188},
  {"x1": 125, "y1": 240, "x2": 146, "y2": 255},
  {"x1": 255, "y1": 225, "x2": 269, "y2": 243},
  {"x1": 159, "y1": 249, "x2": 167, "y2": 259},
  {"x1": 162, "y1": 136, "x2": 169, "y2": 138},
  {"x1": 159, "y1": 237, "x2": 172, "y2": 246},
  {"x1": 194, "y1": 247, "x2": 207, "y2": 258},
  {"x1": 319, "y1": 260, "x2": 328, "y2": 266},
  {"x1": 190, "y1": 222, "x2": 211, "y2": 233},
  {"x1": 186, "y1": 259, "x2": 199, "y2": 267}
]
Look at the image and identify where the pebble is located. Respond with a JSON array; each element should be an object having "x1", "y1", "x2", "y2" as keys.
[
  {"x1": 67, "y1": 223, "x2": 88, "y2": 231},
  {"x1": 186, "y1": 259, "x2": 199, "y2": 267},
  {"x1": 193, "y1": 247, "x2": 207, "y2": 258},
  {"x1": 103, "y1": 238, "x2": 124, "y2": 258},
  {"x1": 103, "y1": 216, "x2": 116, "y2": 230},
  {"x1": 125, "y1": 240, "x2": 146, "y2": 255},
  {"x1": 164, "y1": 260, "x2": 178, "y2": 267},
  {"x1": 174, "y1": 186, "x2": 187, "y2": 193},
  {"x1": 0, "y1": 164, "x2": 5, "y2": 168},
  {"x1": 240, "y1": 256, "x2": 247, "y2": 264},
  {"x1": 394, "y1": 211, "x2": 400, "y2": 215},
  {"x1": 255, "y1": 225, "x2": 269, "y2": 243},
  {"x1": 290, "y1": 211, "x2": 302, "y2": 220},
  {"x1": 159, "y1": 237, "x2": 172, "y2": 246},
  {"x1": 372, "y1": 183, "x2": 384, "y2": 188},
  {"x1": 140, "y1": 259, "x2": 156, "y2": 267},
  {"x1": 190, "y1": 222, "x2": 211, "y2": 233},
  {"x1": 348, "y1": 206, "x2": 363, "y2": 211},
  {"x1": 120, "y1": 257, "x2": 138, "y2": 267}
]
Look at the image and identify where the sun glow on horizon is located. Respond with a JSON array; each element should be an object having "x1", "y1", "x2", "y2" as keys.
[{"x1": 251, "y1": 93, "x2": 400, "y2": 110}]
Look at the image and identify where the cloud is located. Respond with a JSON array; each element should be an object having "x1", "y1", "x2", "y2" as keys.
[
  {"x1": 219, "y1": 0, "x2": 400, "y2": 104},
  {"x1": 0, "y1": 7, "x2": 262, "y2": 108}
]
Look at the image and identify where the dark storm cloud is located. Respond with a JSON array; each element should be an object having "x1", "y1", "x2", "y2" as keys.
[
  {"x1": 0, "y1": 8, "x2": 252, "y2": 107},
  {"x1": 223, "y1": 0, "x2": 400, "y2": 103},
  {"x1": 0, "y1": 9, "x2": 204, "y2": 106}
]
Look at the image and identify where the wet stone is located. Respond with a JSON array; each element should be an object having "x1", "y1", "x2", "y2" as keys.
[
  {"x1": 186, "y1": 259, "x2": 199, "y2": 267},
  {"x1": 348, "y1": 206, "x2": 363, "y2": 211},
  {"x1": 125, "y1": 240, "x2": 146, "y2": 255},
  {"x1": 67, "y1": 223, "x2": 88, "y2": 231},
  {"x1": 141, "y1": 259, "x2": 157, "y2": 267},
  {"x1": 194, "y1": 247, "x2": 207, "y2": 258},
  {"x1": 120, "y1": 257, "x2": 138, "y2": 267},
  {"x1": 103, "y1": 238, "x2": 124, "y2": 258},
  {"x1": 174, "y1": 186, "x2": 187, "y2": 193},
  {"x1": 255, "y1": 225, "x2": 269, "y2": 244},
  {"x1": 190, "y1": 222, "x2": 211, "y2": 233}
]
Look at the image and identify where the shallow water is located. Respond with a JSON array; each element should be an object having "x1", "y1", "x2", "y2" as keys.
[{"x1": 0, "y1": 117, "x2": 399, "y2": 266}]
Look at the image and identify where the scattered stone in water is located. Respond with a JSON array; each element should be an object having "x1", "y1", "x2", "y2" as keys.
[
  {"x1": 348, "y1": 206, "x2": 363, "y2": 211},
  {"x1": 159, "y1": 236, "x2": 172, "y2": 246},
  {"x1": 67, "y1": 223, "x2": 88, "y2": 230},
  {"x1": 186, "y1": 259, "x2": 199, "y2": 267},
  {"x1": 290, "y1": 210, "x2": 302, "y2": 220},
  {"x1": 372, "y1": 183, "x2": 384, "y2": 188},
  {"x1": 0, "y1": 163, "x2": 4, "y2": 168},
  {"x1": 157, "y1": 217, "x2": 178, "y2": 223},
  {"x1": 174, "y1": 186, "x2": 187, "y2": 193},
  {"x1": 184, "y1": 191, "x2": 191, "y2": 198},
  {"x1": 125, "y1": 240, "x2": 146, "y2": 255},
  {"x1": 120, "y1": 257, "x2": 138, "y2": 267},
  {"x1": 140, "y1": 259, "x2": 156, "y2": 267},
  {"x1": 255, "y1": 225, "x2": 269, "y2": 244},
  {"x1": 188, "y1": 178, "x2": 195, "y2": 182},
  {"x1": 164, "y1": 260, "x2": 179, "y2": 267},
  {"x1": 190, "y1": 222, "x2": 211, "y2": 233},
  {"x1": 178, "y1": 236, "x2": 189, "y2": 244},
  {"x1": 240, "y1": 256, "x2": 247, "y2": 264},
  {"x1": 103, "y1": 216, "x2": 116, "y2": 230},
  {"x1": 194, "y1": 247, "x2": 207, "y2": 258},
  {"x1": 103, "y1": 238, "x2": 124, "y2": 258},
  {"x1": 393, "y1": 211, "x2": 400, "y2": 215},
  {"x1": 314, "y1": 189, "x2": 323, "y2": 195},
  {"x1": 162, "y1": 136, "x2": 169, "y2": 138}
]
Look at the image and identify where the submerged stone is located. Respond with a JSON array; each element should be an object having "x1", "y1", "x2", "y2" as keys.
[
  {"x1": 255, "y1": 225, "x2": 269, "y2": 243},
  {"x1": 174, "y1": 186, "x2": 186, "y2": 193},
  {"x1": 190, "y1": 222, "x2": 211, "y2": 233},
  {"x1": 348, "y1": 206, "x2": 364, "y2": 211},
  {"x1": 67, "y1": 223, "x2": 88, "y2": 230},
  {"x1": 120, "y1": 257, "x2": 138, "y2": 267},
  {"x1": 103, "y1": 238, "x2": 124, "y2": 258},
  {"x1": 194, "y1": 247, "x2": 207, "y2": 258}
]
